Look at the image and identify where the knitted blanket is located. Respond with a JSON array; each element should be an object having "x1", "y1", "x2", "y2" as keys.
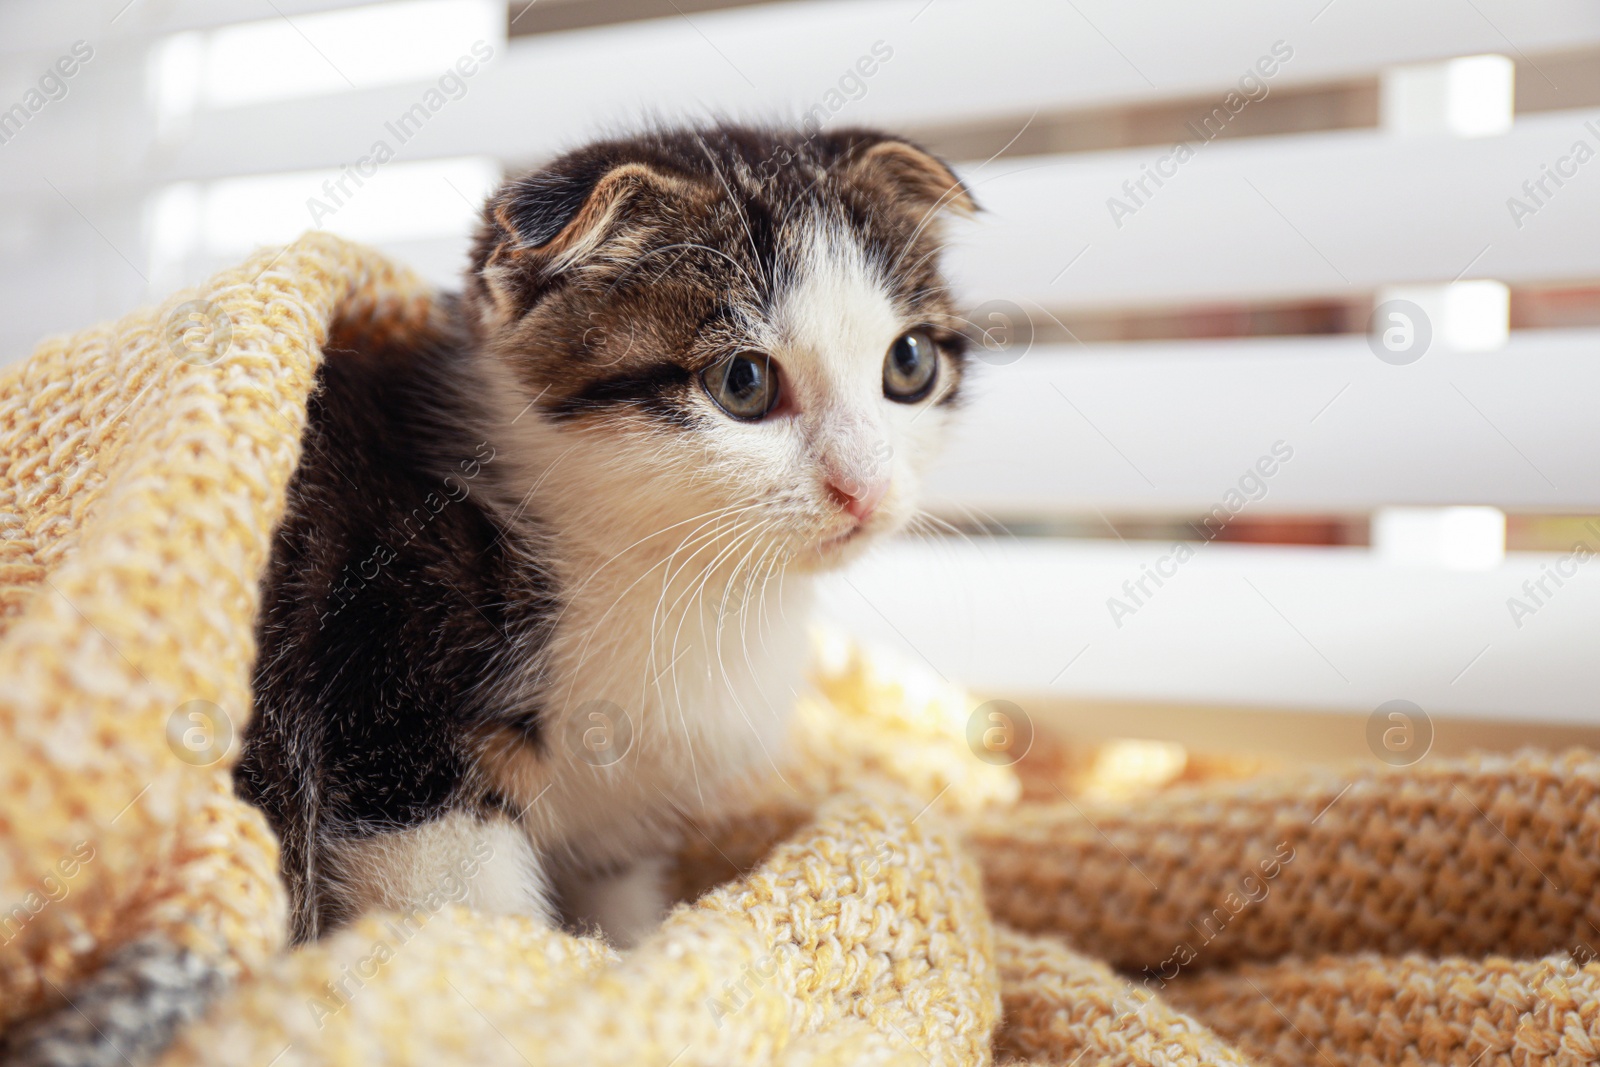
[{"x1": 3, "y1": 232, "x2": 1598, "y2": 1067}]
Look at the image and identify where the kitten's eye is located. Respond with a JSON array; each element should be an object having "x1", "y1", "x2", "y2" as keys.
[
  {"x1": 883, "y1": 329, "x2": 939, "y2": 402},
  {"x1": 702, "y1": 351, "x2": 781, "y2": 420}
]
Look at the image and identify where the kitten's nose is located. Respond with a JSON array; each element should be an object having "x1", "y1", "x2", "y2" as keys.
[{"x1": 828, "y1": 473, "x2": 889, "y2": 522}]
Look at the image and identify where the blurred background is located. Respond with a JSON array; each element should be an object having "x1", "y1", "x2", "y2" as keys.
[{"x1": 3, "y1": 0, "x2": 1598, "y2": 776}]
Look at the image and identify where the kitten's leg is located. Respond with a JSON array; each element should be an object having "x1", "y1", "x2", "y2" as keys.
[
  {"x1": 558, "y1": 854, "x2": 672, "y2": 948},
  {"x1": 322, "y1": 811, "x2": 555, "y2": 930}
]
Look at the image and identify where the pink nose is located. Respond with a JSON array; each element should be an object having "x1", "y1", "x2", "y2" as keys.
[{"x1": 830, "y1": 474, "x2": 889, "y2": 522}]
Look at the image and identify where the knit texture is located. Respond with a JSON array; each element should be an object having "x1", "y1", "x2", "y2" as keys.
[{"x1": 1, "y1": 233, "x2": 1597, "y2": 1066}]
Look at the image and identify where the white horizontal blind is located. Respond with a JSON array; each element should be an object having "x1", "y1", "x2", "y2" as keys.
[
  {"x1": 953, "y1": 110, "x2": 1600, "y2": 311},
  {"x1": 1, "y1": 0, "x2": 1596, "y2": 727},
  {"x1": 817, "y1": 538, "x2": 1600, "y2": 724},
  {"x1": 929, "y1": 330, "x2": 1600, "y2": 516}
]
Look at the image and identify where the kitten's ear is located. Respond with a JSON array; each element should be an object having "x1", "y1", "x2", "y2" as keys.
[
  {"x1": 470, "y1": 159, "x2": 700, "y2": 322},
  {"x1": 845, "y1": 138, "x2": 977, "y2": 219}
]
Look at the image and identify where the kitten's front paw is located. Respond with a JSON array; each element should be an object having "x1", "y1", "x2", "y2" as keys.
[{"x1": 561, "y1": 855, "x2": 671, "y2": 949}]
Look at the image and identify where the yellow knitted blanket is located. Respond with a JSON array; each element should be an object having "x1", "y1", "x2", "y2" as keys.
[{"x1": 3, "y1": 233, "x2": 1598, "y2": 1067}]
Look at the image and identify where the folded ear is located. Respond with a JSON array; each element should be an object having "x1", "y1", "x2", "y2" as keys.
[
  {"x1": 470, "y1": 158, "x2": 701, "y2": 323},
  {"x1": 845, "y1": 138, "x2": 977, "y2": 219}
]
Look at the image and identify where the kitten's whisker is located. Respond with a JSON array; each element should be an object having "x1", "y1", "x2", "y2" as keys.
[
  {"x1": 554, "y1": 503, "x2": 769, "y2": 755},
  {"x1": 911, "y1": 508, "x2": 981, "y2": 552},
  {"x1": 646, "y1": 512, "x2": 746, "y2": 647},
  {"x1": 694, "y1": 518, "x2": 788, "y2": 764},
  {"x1": 714, "y1": 526, "x2": 798, "y2": 793},
  {"x1": 750, "y1": 539, "x2": 783, "y2": 644},
  {"x1": 657, "y1": 514, "x2": 773, "y2": 809},
  {"x1": 946, "y1": 500, "x2": 1021, "y2": 543},
  {"x1": 565, "y1": 500, "x2": 758, "y2": 604},
  {"x1": 640, "y1": 508, "x2": 766, "y2": 722},
  {"x1": 564, "y1": 507, "x2": 748, "y2": 687},
  {"x1": 732, "y1": 537, "x2": 790, "y2": 703},
  {"x1": 659, "y1": 513, "x2": 766, "y2": 652},
  {"x1": 655, "y1": 513, "x2": 766, "y2": 699},
  {"x1": 652, "y1": 506, "x2": 761, "y2": 614},
  {"x1": 554, "y1": 500, "x2": 763, "y2": 683}
]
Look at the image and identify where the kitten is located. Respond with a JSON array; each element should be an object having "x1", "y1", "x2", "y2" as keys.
[{"x1": 235, "y1": 123, "x2": 976, "y2": 946}]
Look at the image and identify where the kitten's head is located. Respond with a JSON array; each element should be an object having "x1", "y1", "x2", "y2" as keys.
[{"x1": 466, "y1": 123, "x2": 974, "y2": 574}]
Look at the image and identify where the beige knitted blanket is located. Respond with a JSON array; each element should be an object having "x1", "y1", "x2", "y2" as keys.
[{"x1": 2, "y1": 233, "x2": 1597, "y2": 1066}]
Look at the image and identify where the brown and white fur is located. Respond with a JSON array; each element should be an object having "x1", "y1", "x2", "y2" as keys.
[{"x1": 235, "y1": 123, "x2": 977, "y2": 947}]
